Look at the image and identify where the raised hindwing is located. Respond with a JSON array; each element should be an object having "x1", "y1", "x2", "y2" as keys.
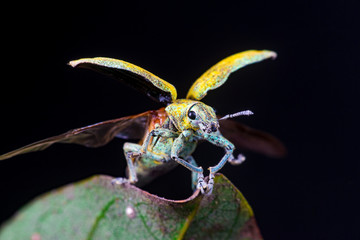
[
  {"x1": 0, "y1": 110, "x2": 165, "y2": 161},
  {"x1": 219, "y1": 118, "x2": 287, "y2": 158}
]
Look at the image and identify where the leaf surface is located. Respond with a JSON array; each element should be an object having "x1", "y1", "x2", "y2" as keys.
[{"x1": 0, "y1": 174, "x2": 262, "y2": 240}]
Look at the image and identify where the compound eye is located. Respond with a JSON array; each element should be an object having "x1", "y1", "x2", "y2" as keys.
[{"x1": 188, "y1": 110, "x2": 196, "y2": 120}]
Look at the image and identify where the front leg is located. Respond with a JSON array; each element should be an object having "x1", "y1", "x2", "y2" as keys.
[
  {"x1": 171, "y1": 131, "x2": 206, "y2": 193},
  {"x1": 203, "y1": 133, "x2": 235, "y2": 194},
  {"x1": 131, "y1": 127, "x2": 179, "y2": 157}
]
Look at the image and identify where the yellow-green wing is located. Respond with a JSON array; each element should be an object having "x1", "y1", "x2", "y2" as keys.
[
  {"x1": 69, "y1": 57, "x2": 177, "y2": 104},
  {"x1": 186, "y1": 50, "x2": 277, "y2": 100}
]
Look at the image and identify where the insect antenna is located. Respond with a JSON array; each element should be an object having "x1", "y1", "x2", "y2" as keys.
[{"x1": 219, "y1": 110, "x2": 254, "y2": 120}]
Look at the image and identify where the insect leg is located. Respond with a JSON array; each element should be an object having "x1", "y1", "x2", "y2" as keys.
[
  {"x1": 173, "y1": 156, "x2": 206, "y2": 193},
  {"x1": 139, "y1": 128, "x2": 179, "y2": 155},
  {"x1": 185, "y1": 156, "x2": 201, "y2": 191},
  {"x1": 123, "y1": 142, "x2": 141, "y2": 183},
  {"x1": 205, "y1": 134, "x2": 235, "y2": 194},
  {"x1": 112, "y1": 142, "x2": 141, "y2": 185},
  {"x1": 112, "y1": 141, "x2": 172, "y2": 186},
  {"x1": 171, "y1": 133, "x2": 206, "y2": 193}
]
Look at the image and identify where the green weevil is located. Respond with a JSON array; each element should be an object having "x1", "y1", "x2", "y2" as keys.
[{"x1": 0, "y1": 50, "x2": 286, "y2": 194}]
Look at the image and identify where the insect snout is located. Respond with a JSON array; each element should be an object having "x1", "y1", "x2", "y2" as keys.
[{"x1": 199, "y1": 121, "x2": 219, "y2": 133}]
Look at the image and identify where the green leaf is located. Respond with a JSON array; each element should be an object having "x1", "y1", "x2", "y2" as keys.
[{"x1": 0, "y1": 174, "x2": 262, "y2": 240}]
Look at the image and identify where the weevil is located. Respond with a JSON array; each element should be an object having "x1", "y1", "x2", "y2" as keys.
[{"x1": 0, "y1": 50, "x2": 286, "y2": 194}]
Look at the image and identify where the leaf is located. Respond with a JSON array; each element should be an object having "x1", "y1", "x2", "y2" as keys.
[{"x1": 0, "y1": 174, "x2": 262, "y2": 240}]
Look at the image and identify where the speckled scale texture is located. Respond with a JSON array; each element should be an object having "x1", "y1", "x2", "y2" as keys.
[
  {"x1": 186, "y1": 50, "x2": 277, "y2": 100},
  {"x1": 69, "y1": 57, "x2": 178, "y2": 102},
  {"x1": 165, "y1": 99, "x2": 198, "y2": 131}
]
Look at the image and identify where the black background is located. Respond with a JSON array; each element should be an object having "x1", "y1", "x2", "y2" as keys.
[{"x1": 0, "y1": 1, "x2": 359, "y2": 239}]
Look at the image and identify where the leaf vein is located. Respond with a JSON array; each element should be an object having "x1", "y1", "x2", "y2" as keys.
[{"x1": 86, "y1": 197, "x2": 117, "y2": 240}]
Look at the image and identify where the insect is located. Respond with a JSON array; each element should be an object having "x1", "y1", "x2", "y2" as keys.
[{"x1": 0, "y1": 50, "x2": 285, "y2": 194}]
